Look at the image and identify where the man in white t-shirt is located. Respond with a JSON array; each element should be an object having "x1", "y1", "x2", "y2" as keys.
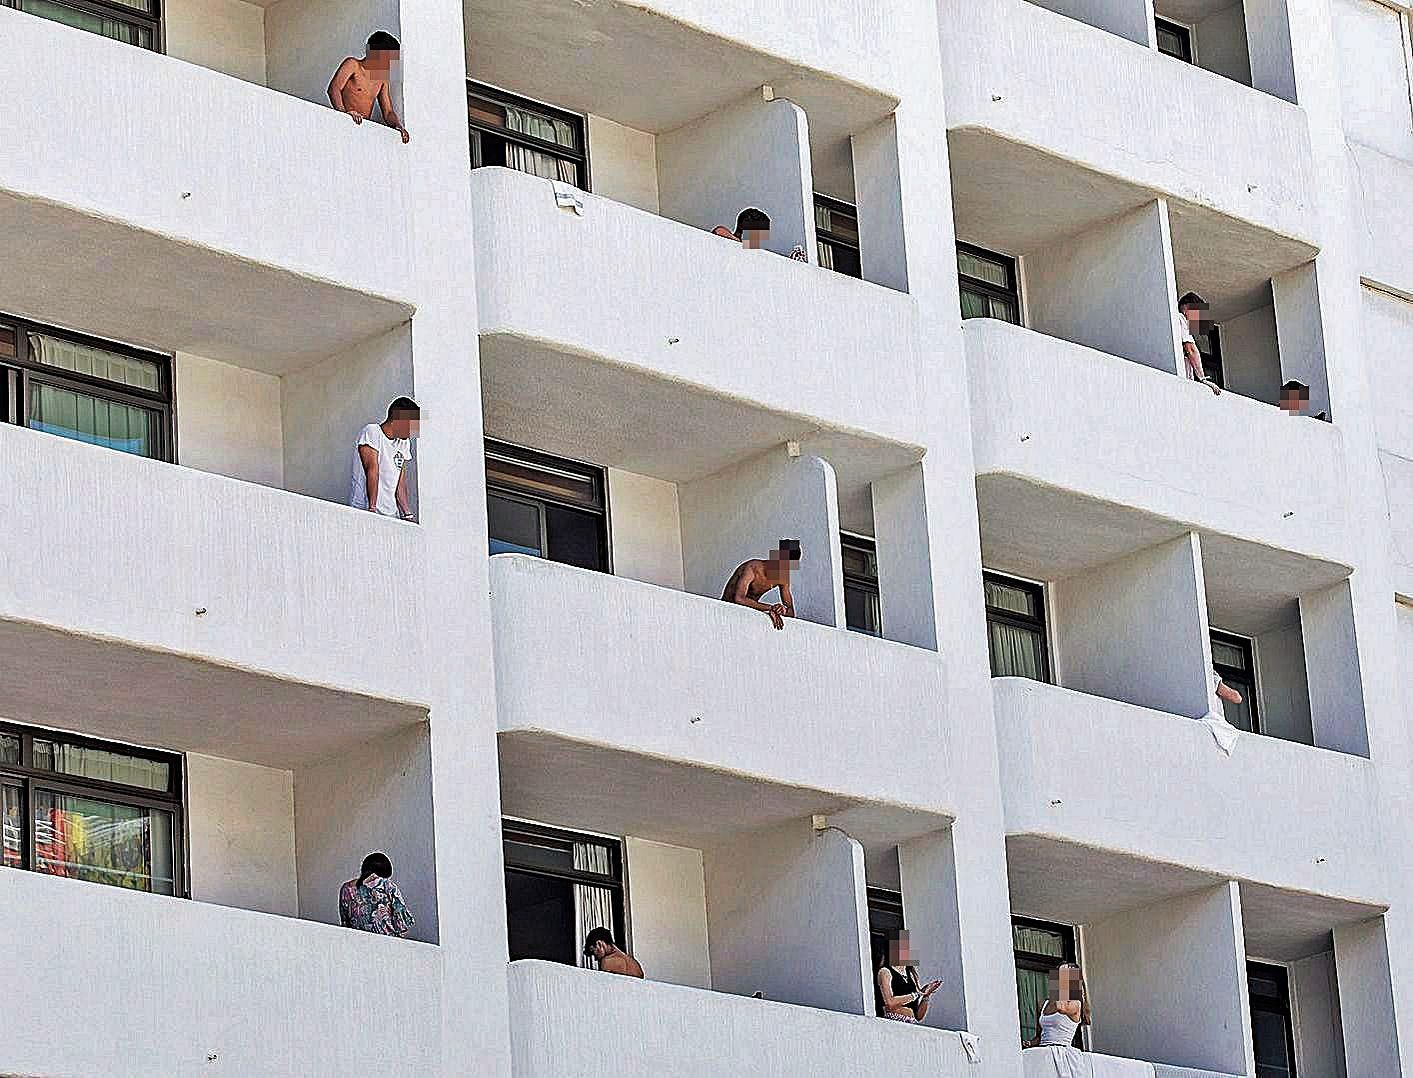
[
  {"x1": 1174, "y1": 291, "x2": 1221, "y2": 395},
  {"x1": 349, "y1": 397, "x2": 418, "y2": 521}
]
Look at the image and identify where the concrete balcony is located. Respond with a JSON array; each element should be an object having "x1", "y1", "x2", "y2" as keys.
[
  {"x1": 507, "y1": 960, "x2": 977, "y2": 1077},
  {"x1": 965, "y1": 318, "x2": 1354, "y2": 570},
  {"x1": 472, "y1": 166, "x2": 927, "y2": 454},
  {"x1": 489, "y1": 554, "x2": 949, "y2": 812},
  {"x1": 993, "y1": 677, "x2": 1384, "y2": 904},
  {"x1": 0, "y1": 7, "x2": 413, "y2": 370},
  {"x1": 0, "y1": 868, "x2": 441, "y2": 1078},
  {"x1": 941, "y1": 0, "x2": 1316, "y2": 246},
  {"x1": 0, "y1": 423, "x2": 428, "y2": 737}
]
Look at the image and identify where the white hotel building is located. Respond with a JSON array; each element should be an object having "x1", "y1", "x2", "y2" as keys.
[{"x1": 0, "y1": 0, "x2": 1409, "y2": 1074}]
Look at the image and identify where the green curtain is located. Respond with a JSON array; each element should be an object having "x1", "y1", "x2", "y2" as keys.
[
  {"x1": 989, "y1": 621, "x2": 1045, "y2": 679},
  {"x1": 1016, "y1": 967, "x2": 1050, "y2": 1045},
  {"x1": 29, "y1": 383, "x2": 154, "y2": 457},
  {"x1": 20, "y1": 0, "x2": 151, "y2": 46}
]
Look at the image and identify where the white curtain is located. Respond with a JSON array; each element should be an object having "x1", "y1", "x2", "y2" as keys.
[
  {"x1": 28, "y1": 332, "x2": 160, "y2": 391},
  {"x1": 505, "y1": 144, "x2": 579, "y2": 186},
  {"x1": 573, "y1": 841, "x2": 616, "y2": 969}
]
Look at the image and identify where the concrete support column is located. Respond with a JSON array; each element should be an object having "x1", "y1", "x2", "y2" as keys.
[
  {"x1": 703, "y1": 819, "x2": 872, "y2": 1014},
  {"x1": 1273, "y1": 260, "x2": 1332, "y2": 419},
  {"x1": 872, "y1": 461, "x2": 938, "y2": 649},
  {"x1": 852, "y1": 114, "x2": 908, "y2": 292},
  {"x1": 1025, "y1": 199, "x2": 1179, "y2": 374},
  {"x1": 1243, "y1": 0, "x2": 1298, "y2": 103},
  {"x1": 1053, "y1": 532, "x2": 1212, "y2": 718},
  {"x1": 678, "y1": 447, "x2": 845, "y2": 627},
  {"x1": 1333, "y1": 916, "x2": 1402, "y2": 1077},
  {"x1": 656, "y1": 87, "x2": 816, "y2": 259},
  {"x1": 898, "y1": 827, "x2": 968, "y2": 1032},
  {"x1": 1299, "y1": 579, "x2": 1370, "y2": 757},
  {"x1": 1084, "y1": 882, "x2": 1254, "y2": 1074}
]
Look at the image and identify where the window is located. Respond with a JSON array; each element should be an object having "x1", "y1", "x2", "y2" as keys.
[
  {"x1": 1013, "y1": 917, "x2": 1080, "y2": 1047},
  {"x1": 468, "y1": 83, "x2": 588, "y2": 189},
  {"x1": 815, "y1": 195, "x2": 862, "y2": 279},
  {"x1": 1248, "y1": 962, "x2": 1297, "y2": 1077},
  {"x1": 0, "y1": 723, "x2": 182, "y2": 896},
  {"x1": 0, "y1": 314, "x2": 173, "y2": 461},
  {"x1": 6, "y1": 0, "x2": 159, "y2": 49},
  {"x1": 842, "y1": 534, "x2": 881, "y2": 636},
  {"x1": 958, "y1": 243, "x2": 1021, "y2": 324},
  {"x1": 1211, "y1": 629, "x2": 1260, "y2": 733},
  {"x1": 1155, "y1": 17, "x2": 1194, "y2": 63},
  {"x1": 486, "y1": 440, "x2": 609, "y2": 572},
  {"x1": 1199, "y1": 324, "x2": 1225, "y2": 388},
  {"x1": 984, "y1": 572, "x2": 1051, "y2": 682},
  {"x1": 867, "y1": 887, "x2": 905, "y2": 1016},
  {"x1": 502, "y1": 820, "x2": 624, "y2": 969}
]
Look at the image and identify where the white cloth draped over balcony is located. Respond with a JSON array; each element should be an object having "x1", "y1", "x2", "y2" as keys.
[{"x1": 1023, "y1": 1046, "x2": 1157, "y2": 1078}]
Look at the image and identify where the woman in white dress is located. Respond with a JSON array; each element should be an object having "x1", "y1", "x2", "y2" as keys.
[{"x1": 1024, "y1": 962, "x2": 1092, "y2": 1077}]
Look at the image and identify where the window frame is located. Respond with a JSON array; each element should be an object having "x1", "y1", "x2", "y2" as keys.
[
  {"x1": 841, "y1": 532, "x2": 882, "y2": 637},
  {"x1": 1210, "y1": 628, "x2": 1261, "y2": 734},
  {"x1": 1012, "y1": 916, "x2": 1081, "y2": 1048},
  {"x1": 0, "y1": 720, "x2": 185, "y2": 896},
  {"x1": 502, "y1": 818, "x2": 627, "y2": 962},
  {"x1": 814, "y1": 193, "x2": 863, "y2": 279},
  {"x1": 1247, "y1": 960, "x2": 1298, "y2": 1077},
  {"x1": 467, "y1": 81, "x2": 590, "y2": 191},
  {"x1": 957, "y1": 242, "x2": 1022, "y2": 325},
  {"x1": 485, "y1": 439, "x2": 611, "y2": 572},
  {"x1": 983, "y1": 570, "x2": 1053, "y2": 683},
  {"x1": 1154, "y1": 16, "x2": 1195, "y2": 64},
  {"x1": 0, "y1": 312, "x2": 176, "y2": 462},
  {"x1": 4, "y1": 0, "x2": 163, "y2": 52}
]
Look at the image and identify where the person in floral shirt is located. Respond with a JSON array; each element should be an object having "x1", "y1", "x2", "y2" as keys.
[{"x1": 339, "y1": 852, "x2": 415, "y2": 937}]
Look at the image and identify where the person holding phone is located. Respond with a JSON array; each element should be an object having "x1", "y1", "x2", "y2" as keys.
[{"x1": 877, "y1": 929, "x2": 942, "y2": 1024}]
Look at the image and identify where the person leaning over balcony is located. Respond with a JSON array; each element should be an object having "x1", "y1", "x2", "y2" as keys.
[
  {"x1": 711, "y1": 208, "x2": 810, "y2": 261},
  {"x1": 349, "y1": 397, "x2": 418, "y2": 522},
  {"x1": 721, "y1": 540, "x2": 800, "y2": 630},
  {"x1": 1024, "y1": 962, "x2": 1091, "y2": 1061},
  {"x1": 327, "y1": 31, "x2": 410, "y2": 144},
  {"x1": 1175, "y1": 291, "x2": 1221, "y2": 395},
  {"x1": 583, "y1": 927, "x2": 644, "y2": 977},
  {"x1": 877, "y1": 929, "x2": 942, "y2": 1024},
  {"x1": 339, "y1": 852, "x2": 415, "y2": 937}
]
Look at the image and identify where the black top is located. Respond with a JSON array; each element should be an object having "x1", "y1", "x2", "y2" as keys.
[{"x1": 884, "y1": 964, "x2": 922, "y2": 1017}]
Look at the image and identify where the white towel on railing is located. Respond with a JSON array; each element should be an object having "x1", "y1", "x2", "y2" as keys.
[{"x1": 551, "y1": 180, "x2": 584, "y2": 215}]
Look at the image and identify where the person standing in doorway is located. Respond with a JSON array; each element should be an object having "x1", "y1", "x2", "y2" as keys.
[
  {"x1": 349, "y1": 397, "x2": 418, "y2": 522},
  {"x1": 877, "y1": 929, "x2": 942, "y2": 1023},
  {"x1": 1175, "y1": 291, "x2": 1221, "y2": 395}
]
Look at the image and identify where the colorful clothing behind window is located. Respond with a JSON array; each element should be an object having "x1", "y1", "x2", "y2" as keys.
[{"x1": 339, "y1": 875, "x2": 415, "y2": 936}]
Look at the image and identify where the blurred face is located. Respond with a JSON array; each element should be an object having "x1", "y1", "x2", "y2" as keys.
[
  {"x1": 590, "y1": 940, "x2": 610, "y2": 960},
  {"x1": 1054, "y1": 967, "x2": 1080, "y2": 1002},
  {"x1": 366, "y1": 47, "x2": 397, "y2": 72},
  {"x1": 768, "y1": 546, "x2": 800, "y2": 574},
  {"x1": 1279, "y1": 388, "x2": 1308, "y2": 414},
  {"x1": 387, "y1": 409, "x2": 420, "y2": 439},
  {"x1": 741, "y1": 227, "x2": 768, "y2": 250},
  {"x1": 889, "y1": 931, "x2": 914, "y2": 966}
]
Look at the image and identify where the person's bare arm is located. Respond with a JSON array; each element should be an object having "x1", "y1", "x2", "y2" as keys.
[
  {"x1": 1216, "y1": 680, "x2": 1243, "y2": 705},
  {"x1": 328, "y1": 58, "x2": 363, "y2": 121},
  {"x1": 778, "y1": 577, "x2": 796, "y2": 619},
  {"x1": 359, "y1": 444, "x2": 380, "y2": 512},
  {"x1": 914, "y1": 980, "x2": 941, "y2": 1022},
  {"x1": 732, "y1": 566, "x2": 785, "y2": 629},
  {"x1": 1182, "y1": 341, "x2": 1203, "y2": 378},
  {"x1": 877, "y1": 968, "x2": 911, "y2": 1016},
  {"x1": 376, "y1": 81, "x2": 409, "y2": 143},
  {"x1": 395, "y1": 463, "x2": 414, "y2": 521}
]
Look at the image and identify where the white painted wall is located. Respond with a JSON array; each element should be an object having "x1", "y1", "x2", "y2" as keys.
[
  {"x1": 1053, "y1": 534, "x2": 1212, "y2": 718},
  {"x1": 1292, "y1": 950, "x2": 1347, "y2": 1078},
  {"x1": 1025, "y1": 201, "x2": 1180, "y2": 373},
  {"x1": 176, "y1": 351, "x2": 285, "y2": 488},
  {"x1": 1026, "y1": 0, "x2": 1155, "y2": 44},
  {"x1": 899, "y1": 828, "x2": 969, "y2": 1032},
  {"x1": 1332, "y1": 0, "x2": 1413, "y2": 161},
  {"x1": 1332, "y1": 917, "x2": 1402, "y2": 1077},
  {"x1": 293, "y1": 723, "x2": 438, "y2": 944},
  {"x1": 624, "y1": 837, "x2": 711, "y2": 988},
  {"x1": 264, "y1": 0, "x2": 400, "y2": 112},
  {"x1": 187, "y1": 753, "x2": 297, "y2": 917},
  {"x1": 1192, "y1": 3, "x2": 1252, "y2": 86},
  {"x1": 678, "y1": 448, "x2": 845, "y2": 627},
  {"x1": 852, "y1": 115, "x2": 910, "y2": 291},
  {"x1": 607, "y1": 468, "x2": 684, "y2": 590},
  {"x1": 1360, "y1": 284, "x2": 1413, "y2": 461},
  {"x1": 1244, "y1": 0, "x2": 1298, "y2": 102},
  {"x1": 165, "y1": 0, "x2": 267, "y2": 85},
  {"x1": 1085, "y1": 883, "x2": 1254, "y2": 1074},
  {"x1": 873, "y1": 462, "x2": 939, "y2": 648},
  {"x1": 1219, "y1": 303, "x2": 1281, "y2": 404},
  {"x1": 588, "y1": 114, "x2": 660, "y2": 213},
  {"x1": 1273, "y1": 261, "x2": 1332, "y2": 418},
  {"x1": 703, "y1": 819, "x2": 872, "y2": 1014},
  {"x1": 1254, "y1": 619, "x2": 1313, "y2": 744},
  {"x1": 656, "y1": 90, "x2": 817, "y2": 259},
  {"x1": 1299, "y1": 580, "x2": 1369, "y2": 756},
  {"x1": 281, "y1": 324, "x2": 414, "y2": 505}
]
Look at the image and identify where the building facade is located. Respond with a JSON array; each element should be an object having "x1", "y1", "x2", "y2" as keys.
[{"x1": 0, "y1": 0, "x2": 1408, "y2": 1074}]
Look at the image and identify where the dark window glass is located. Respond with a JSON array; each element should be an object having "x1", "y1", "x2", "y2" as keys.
[
  {"x1": 502, "y1": 821, "x2": 624, "y2": 970},
  {"x1": 0, "y1": 314, "x2": 172, "y2": 461},
  {"x1": 1211, "y1": 629, "x2": 1260, "y2": 734},
  {"x1": 1248, "y1": 962, "x2": 1297, "y2": 1077},
  {"x1": 842, "y1": 534, "x2": 881, "y2": 636},
  {"x1": 469, "y1": 83, "x2": 587, "y2": 189},
  {"x1": 1198, "y1": 324, "x2": 1225, "y2": 387},
  {"x1": 1013, "y1": 917, "x2": 1079, "y2": 1048},
  {"x1": 14, "y1": 0, "x2": 157, "y2": 49},
  {"x1": 486, "y1": 441, "x2": 608, "y2": 572},
  {"x1": 0, "y1": 723, "x2": 182, "y2": 894},
  {"x1": 1155, "y1": 18, "x2": 1194, "y2": 63},
  {"x1": 985, "y1": 572, "x2": 1051, "y2": 682},
  {"x1": 815, "y1": 195, "x2": 863, "y2": 279},
  {"x1": 868, "y1": 887, "x2": 905, "y2": 1016},
  {"x1": 958, "y1": 243, "x2": 1021, "y2": 325}
]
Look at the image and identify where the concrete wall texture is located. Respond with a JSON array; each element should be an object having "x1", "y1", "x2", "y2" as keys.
[{"x1": 0, "y1": 0, "x2": 1410, "y2": 1076}]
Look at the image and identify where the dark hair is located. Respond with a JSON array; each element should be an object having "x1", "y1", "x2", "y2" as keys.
[
  {"x1": 583, "y1": 926, "x2": 615, "y2": 955},
  {"x1": 367, "y1": 31, "x2": 400, "y2": 52},
  {"x1": 1281, "y1": 379, "x2": 1310, "y2": 394},
  {"x1": 1178, "y1": 292, "x2": 1207, "y2": 310},
  {"x1": 386, "y1": 396, "x2": 420, "y2": 420},
  {"x1": 361, "y1": 851, "x2": 393, "y2": 879},
  {"x1": 779, "y1": 538, "x2": 801, "y2": 560},
  {"x1": 735, "y1": 207, "x2": 771, "y2": 235}
]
